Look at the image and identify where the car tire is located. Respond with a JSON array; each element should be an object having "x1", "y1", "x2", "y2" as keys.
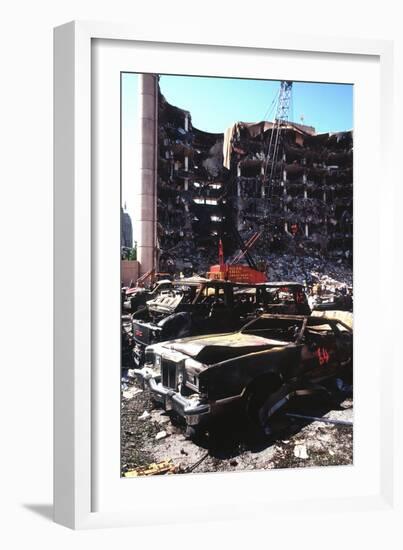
[
  {"x1": 184, "y1": 424, "x2": 207, "y2": 443},
  {"x1": 244, "y1": 377, "x2": 286, "y2": 438}
]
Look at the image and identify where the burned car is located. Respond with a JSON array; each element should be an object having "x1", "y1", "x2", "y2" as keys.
[
  {"x1": 238, "y1": 282, "x2": 311, "y2": 316},
  {"x1": 131, "y1": 278, "x2": 311, "y2": 366},
  {"x1": 311, "y1": 289, "x2": 353, "y2": 312},
  {"x1": 123, "y1": 279, "x2": 172, "y2": 314},
  {"x1": 135, "y1": 313, "x2": 352, "y2": 436}
]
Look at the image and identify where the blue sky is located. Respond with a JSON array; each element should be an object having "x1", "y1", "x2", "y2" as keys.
[{"x1": 122, "y1": 73, "x2": 353, "y2": 135}]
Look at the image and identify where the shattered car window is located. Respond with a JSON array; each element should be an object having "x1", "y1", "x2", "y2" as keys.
[
  {"x1": 197, "y1": 284, "x2": 226, "y2": 304},
  {"x1": 172, "y1": 284, "x2": 199, "y2": 303},
  {"x1": 264, "y1": 287, "x2": 296, "y2": 304}
]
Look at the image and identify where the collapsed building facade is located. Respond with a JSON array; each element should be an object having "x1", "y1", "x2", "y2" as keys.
[
  {"x1": 157, "y1": 92, "x2": 231, "y2": 275},
  {"x1": 156, "y1": 82, "x2": 353, "y2": 276}
]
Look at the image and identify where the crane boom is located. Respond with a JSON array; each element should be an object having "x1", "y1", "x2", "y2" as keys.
[{"x1": 263, "y1": 80, "x2": 293, "y2": 199}]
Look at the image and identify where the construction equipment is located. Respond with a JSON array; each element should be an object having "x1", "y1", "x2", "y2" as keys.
[
  {"x1": 209, "y1": 81, "x2": 293, "y2": 283},
  {"x1": 136, "y1": 268, "x2": 155, "y2": 288},
  {"x1": 208, "y1": 238, "x2": 268, "y2": 283},
  {"x1": 263, "y1": 80, "x2": 293, "y2": 201},
  {"x1": 230, "y1": 230, "x2": 263, "y2": 265}
]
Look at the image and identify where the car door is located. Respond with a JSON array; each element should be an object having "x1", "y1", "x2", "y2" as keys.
[
  {"x1": 300, "y1": 319, "x2": 340, "y2": 382},
  {"x1": 208, "y1": 284, "x2": 238, "y2": 331},
  {"x1": 332, "y1": 321, "x2": 353, "y2": 384}
]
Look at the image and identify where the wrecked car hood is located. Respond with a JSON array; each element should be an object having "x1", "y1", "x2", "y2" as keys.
[
  {"x1": 162, "y1": 332, "x2": 288, "y2": 362},
  {"x1": 146, "y1": 292, "x2": 184, "y2": 314}
]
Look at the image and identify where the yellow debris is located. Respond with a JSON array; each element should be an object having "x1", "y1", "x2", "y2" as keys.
[{"x1": 124, "y1": 459, "x2": 177, "y2": 477}]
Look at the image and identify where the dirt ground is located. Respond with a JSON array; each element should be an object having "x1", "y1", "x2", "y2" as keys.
[{"x1": 121, "y1": 376, "x2": 353, "y2": 477}]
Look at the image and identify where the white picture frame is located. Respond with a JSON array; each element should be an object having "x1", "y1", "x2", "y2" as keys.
[{"x1": 54, "y1": 21, "x2": 398, "y2": 531}]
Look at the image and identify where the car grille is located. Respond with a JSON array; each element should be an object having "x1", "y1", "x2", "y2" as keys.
[{"x1": 161, "y1": 358, "x2": 177, "y2": 390}]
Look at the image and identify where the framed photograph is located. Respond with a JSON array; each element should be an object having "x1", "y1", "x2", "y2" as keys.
[{"x1": 54, "y1": 21, "x2": 397, "y2": 530}]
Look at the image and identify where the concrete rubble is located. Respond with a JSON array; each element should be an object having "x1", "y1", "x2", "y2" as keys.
[
  {"x1": 121, "y1": 378, "x2": 353, "y2": 476},
  {"x1": 122, "y1": 386, "x2": 143, "y2": 400},
  {"x1": 293, "y1": 444, "x2": 309, "y2": 459}
]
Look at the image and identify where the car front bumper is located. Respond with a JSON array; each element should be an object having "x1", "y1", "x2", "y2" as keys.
[{"x1": 134, "y1": 366, "x2": 210, "y2": 427}]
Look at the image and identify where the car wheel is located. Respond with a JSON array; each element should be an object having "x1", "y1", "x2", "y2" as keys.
[
  {"x1": 184, "y1": 424, "x2": 208, "y2": 443},
  {"x1": 244, "y1": 378, "x2": 286, "y2": 437}
]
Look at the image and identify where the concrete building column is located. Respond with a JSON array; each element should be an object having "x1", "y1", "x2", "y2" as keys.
[
  {"x1": 134, "y1": 74, "x2": 158, "y2": 276},
  {"x1": 283, "y1": 184, "x2": 288, "y2": 233},
  {"x1": 236, "y1": 164, "x2": 243, "y2": 230},
  {"x1": 261, "y1": 163, "x2": 265, "y2": 197}
]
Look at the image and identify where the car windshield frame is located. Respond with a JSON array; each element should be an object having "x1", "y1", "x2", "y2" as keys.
[{"x1": 240, "y1": 315, "x2": 307, "y2": 343}]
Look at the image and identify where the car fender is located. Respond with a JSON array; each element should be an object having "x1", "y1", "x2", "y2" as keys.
[{"x1": 199, "y1": 345, "x2": 301, "y2": 402}]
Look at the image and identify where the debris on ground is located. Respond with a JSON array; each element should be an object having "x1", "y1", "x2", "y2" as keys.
[
  {"x1": 183, "y1": 452, "x2": 209, "y2": 473},
  {"x1": 286, "y1": 412, "x2": 353, "y2": 427},
  {"x1": 122, "y1": 386, "x2": 143, "y2": 400},
  {"x1": 121, "y1": 378, "x2": 353, "y2": 476},
  {"x1": 124, "y1": 459, "x2": 177, "y2": 477},
  {"x1": 138, "y1": 410, "x2": 150, "y2": 421},
  {"x1": 293, "y1": 444, "x2": 309, "y2": 459},
  {"x1": 155, "y1": 430, "x2": 168, "y2": 440}
]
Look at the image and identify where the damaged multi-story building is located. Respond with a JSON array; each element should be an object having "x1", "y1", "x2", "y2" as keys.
[
  {"x1": 224, "y1": 121, "x2": 353, "y2": 263},
  {"x1": 133, "y1": 75, "x2": 352, "y2": 278},
  {"x1": 156, "y1": 87, "x2": 352, "y2": 275},
  {"x1": 157, "y1": 92, "x2": 232, "y2": 275}
]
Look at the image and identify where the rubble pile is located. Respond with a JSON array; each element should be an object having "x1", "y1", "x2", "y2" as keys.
[{"x1": 265, "y1": 252, "x2": 353, "y2": 288}]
